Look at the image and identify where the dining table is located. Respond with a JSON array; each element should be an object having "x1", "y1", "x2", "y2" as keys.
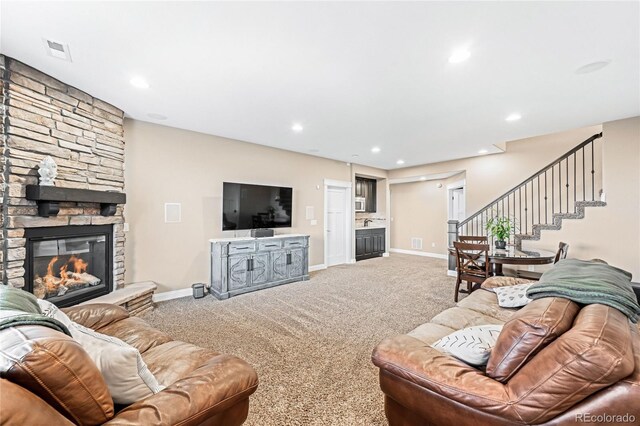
[{"x1": 450, "y1": 245, "x2": 557, "y2": 276}]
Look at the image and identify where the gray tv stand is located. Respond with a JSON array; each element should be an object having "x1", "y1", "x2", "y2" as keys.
[{"x1": 209, "y1": 234, "x2": 310, "y2": 299}]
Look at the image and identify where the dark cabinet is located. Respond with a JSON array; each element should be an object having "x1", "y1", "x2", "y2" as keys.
[
  {"x1": 355, "y1": 228, "x2": 385, "y2": 261},
  {"x1": 355, "y1": 177, "x2": 377, "y2": 212}
]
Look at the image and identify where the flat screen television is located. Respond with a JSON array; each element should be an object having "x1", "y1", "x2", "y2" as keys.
[{"x1": 222, "y1": 182, "x2": 293, "y2": 231}]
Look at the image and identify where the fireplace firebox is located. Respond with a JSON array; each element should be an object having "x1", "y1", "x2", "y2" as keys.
[{"x1": 25, "y1": 225, "x2": 113, "y2": 307}]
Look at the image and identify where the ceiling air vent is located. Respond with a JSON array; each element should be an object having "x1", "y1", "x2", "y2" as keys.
[{"x1": 43, "y1": 38, "x2": 72, "y2": 61}]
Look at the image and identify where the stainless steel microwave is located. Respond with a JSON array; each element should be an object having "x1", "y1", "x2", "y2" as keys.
[{"x1": 355, "y1": 197, "x2": 366, "y2": 212}]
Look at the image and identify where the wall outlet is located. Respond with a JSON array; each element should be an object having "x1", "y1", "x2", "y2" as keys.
[
  {"x1": 310, "y1": 219, "x2": 318, "y2": 226},
  {"x1": 123, "y1": 223, "x2": 130, "y2": 232},
  {"x1": 431, "y1": 242, "x2": 436, "y2": 248},
  {"x1": 528, "y1": 265, "x2": 535, "y2": 272}
]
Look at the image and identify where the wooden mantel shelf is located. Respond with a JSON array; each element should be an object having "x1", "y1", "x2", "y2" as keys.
[{"x1": 25, "y1": 185, "x2": 126, "y2": 217}]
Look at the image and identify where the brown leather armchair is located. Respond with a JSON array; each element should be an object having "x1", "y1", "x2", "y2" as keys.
[
  {"x1": 372, "y1": 288, "x2": 640, "y2": 425},
  {"x1": 0, "y1": 303, "x2": 258, "y2": 426}
]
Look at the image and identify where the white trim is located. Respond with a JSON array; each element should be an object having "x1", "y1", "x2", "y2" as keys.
[
  {"x1": 309, "y1": 263, "x2": 327, "y2": 272},
  {"x1": 388, "y1": 171, "x2": 463, "y2": 185},
  {"x1": 447, "y1": 179, "x2": 466, "y2": 221},
  {"x1": 323, "y1": 178, "x2": 352, "y2": 188},
  {"x1": 382, "y1": 252, "x2": 390, "y2": 257},
  {"x1": 447, "y1": 270, "x2": 457, "y2": 277},
  {"x1": 389, "y1": 248, "x2": 448, "y2": 259},
  {"x1": 324, "y1": 181, "x2": 353, "y2": 267},
  {"x1": 153, "y1": 287, "x2": 192, "y2": 302},
  {"x1": 348, "y1": 258, "x2": 356, "y2": 264}
]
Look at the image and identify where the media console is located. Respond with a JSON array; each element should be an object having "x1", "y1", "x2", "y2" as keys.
[{"x1": 209, "y1": 234, "x2": 310, "y2": 299}]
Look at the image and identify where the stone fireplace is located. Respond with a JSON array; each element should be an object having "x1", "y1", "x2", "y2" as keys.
[{"x1": 0, "y1": 55, "x2": 126, "y2": 302}]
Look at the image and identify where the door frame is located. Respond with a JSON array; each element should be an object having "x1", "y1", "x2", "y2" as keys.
[
  {"x1": 447, "y1": 179, "x2": 466, "y2": 221},
  {"x1": 324, "y1": 179, "x2": 353, "y2": 267}
]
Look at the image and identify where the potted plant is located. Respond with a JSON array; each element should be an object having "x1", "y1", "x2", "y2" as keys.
[{"x1": 485, "y1": 216, "x2": 512, "y2": 249}]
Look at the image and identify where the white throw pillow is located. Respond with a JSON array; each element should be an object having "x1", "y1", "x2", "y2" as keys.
[
  {"x1": 493, "y1": 283, "x2": 533, "y2": 308},
  {"x1": 431, "y1": 325, "x2": 504, "y2": 366},
  {"x1": 37, "y1": 300, "x2": 163, "y2": 404}
]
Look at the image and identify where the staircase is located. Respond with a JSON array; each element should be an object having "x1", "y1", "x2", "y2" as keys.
[{"x1": 448, "y1": 133, "x2": 606, "y2": 253}]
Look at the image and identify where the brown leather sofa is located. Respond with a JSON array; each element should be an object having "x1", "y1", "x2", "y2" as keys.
[
  {"x1": 372, "y1": 278, "x2": 640, "y2": 425},
  {"x1": 0, "y1": 303, "x2": 258, "y2": 426}
]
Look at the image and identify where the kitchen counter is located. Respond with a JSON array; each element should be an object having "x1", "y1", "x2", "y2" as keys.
[{"x1": 356, "y1": 225, "x2": 386, "y2": 230}]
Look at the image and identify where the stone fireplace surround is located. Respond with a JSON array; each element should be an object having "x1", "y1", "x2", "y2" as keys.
[{"x1": 0, "y1": 55, "x2": 126, "y2": 296}]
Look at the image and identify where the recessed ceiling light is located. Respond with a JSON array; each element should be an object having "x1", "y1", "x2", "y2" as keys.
[
  {"x1": 505, "y1": 113, "x2": 522, "y2": 122},
  {"x1": 371, "y1": 147, "x2": 381, "y2": 153},
  {"x1": 449, "y1": 48, "x2": 471, "y2": 64},
  {"x1": 396, "y1": 159, "x2": 405, "y2": 165},
  {"x1": 351, "y1": 154, "x2": 359, "y2": 158},
  {"x1": 147, "y1": 113, "x2": 167, "y2": 121},
  {"x1": 130, "y1": 77, "x2": 149, "y2": 89},
  {"x1": 575, "y1": 60, "x2": 611, "y2": 74},
  {"x1": 478, "y1": 149, "x2": 488, "y2": 154},
  {"x1": 291, "y1": 123, "x2": 304, "y2": 132}
]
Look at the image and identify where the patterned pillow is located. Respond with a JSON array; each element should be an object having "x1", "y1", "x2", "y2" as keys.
[
  {"x1": 431, "y1": 325, "x2": 504, "y2": 366},
  {"x1": 38, "y1": 300, "x2": 164, "y2": 404},
  {"x1": 493, "y1": 282, "x2": 533, "y2": 308}
]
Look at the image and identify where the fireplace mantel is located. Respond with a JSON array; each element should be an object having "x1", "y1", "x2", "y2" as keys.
[{"x1": 26, "y1": 185, "x2": 127, "y2": 217}]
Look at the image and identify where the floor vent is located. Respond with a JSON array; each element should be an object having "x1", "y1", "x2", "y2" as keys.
[{"x1": 411, "y1": 238, "x2": 423, "y2": 250}]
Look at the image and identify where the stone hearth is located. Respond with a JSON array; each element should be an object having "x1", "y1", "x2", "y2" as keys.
[{"x1": 0, "y1": 55, "x2": 126, "y2": 294}]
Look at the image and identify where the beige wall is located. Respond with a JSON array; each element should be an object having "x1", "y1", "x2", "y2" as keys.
[
  {"x1": 124, "y1": 119, "x2": 351, "y2": 292},
  {"x1": 390, "y1": 178, "x2": 451, "y2": 255},
  {"x1": 528, "y1": 117, "x2": 640, "y2": 278},
  {"x1": 389, "y1": 125, "x2": 603, "y2": 215},
  {"x1": 388, "y1": 119, "x2": 640, "y2": 280}
]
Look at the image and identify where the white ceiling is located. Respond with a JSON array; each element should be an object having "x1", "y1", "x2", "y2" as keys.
[{"x1": 1, "y1": 1, "x2": 638, "y2": 169}]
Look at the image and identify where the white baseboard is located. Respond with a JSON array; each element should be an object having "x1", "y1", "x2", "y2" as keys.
[
  {"x1": 389, "y1": 248, "x2": 448, "y2": 260},
  {"x1": 447, "y1": 270, "x2": 457, "y2": 277},
  {"x1": 153, "y1": 287, "x2": 192, "y2": 302},
  {"x1": 309, "y1": 264, "x2": 327, "y2": 272},
  {"x1": 348, "y1": 258, "x2": 356, "y2": 264},
  {"x1": 382, "y1": 252, "x2": 390, "y2": 257}
]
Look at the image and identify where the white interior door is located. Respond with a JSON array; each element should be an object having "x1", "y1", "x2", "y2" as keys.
[
  {"x1": 326, "y1": 186, "x2": 347, "y2": 266},
  {"x1": 450, "y1": 187, "x2": 465, "y2": 220}
]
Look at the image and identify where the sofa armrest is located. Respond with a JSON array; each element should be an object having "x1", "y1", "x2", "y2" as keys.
[
  {"x1": 372, "y1": 335, "x2": 523, "y2": 422},
  {"x1": 106, "y1": 354, "x2": 258, "y2": 426},
  {"x1": 62, "y1": 303, "x2": 129, "y2": 330}
]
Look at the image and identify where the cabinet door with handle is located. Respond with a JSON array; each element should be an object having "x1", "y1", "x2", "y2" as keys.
[
  {"x1": 271, "y1": 250, "x2": 288, "y2": 282},
  {"x1": 228, "y1": 254, "x2": 250, "y2": 290},
  {"x1": 250, "y1": 252, "x2": 270, "y2": 286},
  {"x1": 288, "y1": 248, "x2": 305, "y2": 278}
]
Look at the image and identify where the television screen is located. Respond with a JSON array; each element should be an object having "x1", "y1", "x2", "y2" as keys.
[{"x1": 222, "y1": 182, "x2": 293, "y2": 231}]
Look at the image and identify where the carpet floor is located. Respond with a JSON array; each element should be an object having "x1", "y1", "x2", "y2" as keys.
[{"x1": 143, "y1": 253, "x2": 456, "y2": 425}]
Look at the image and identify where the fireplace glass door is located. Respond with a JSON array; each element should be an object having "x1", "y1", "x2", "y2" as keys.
[{"x1": 26, "y1": 226, "x2": 112, "y2": 306}]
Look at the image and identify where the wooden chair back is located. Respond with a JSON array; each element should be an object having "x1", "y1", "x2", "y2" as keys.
[
  {"x1": 458, "y1": 235, "x2": 488, "y2": 243},
  {"x1": 453, "y1": 241, "x2": 491, "y2": 280},
  {"x1": 554, "y1": 242, "x2": 569, "y2": 263}
]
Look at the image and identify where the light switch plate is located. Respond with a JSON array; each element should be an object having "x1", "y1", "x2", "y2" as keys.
[
  {"x1": 310, "y1": 219, "x2": 318, "y2": 226},
  {"x1": 306, "y1": 206, "x2": 315, "y2": 220},
  {"x1": 123, "y1": 223, "x2": 130, "y2": 232}
]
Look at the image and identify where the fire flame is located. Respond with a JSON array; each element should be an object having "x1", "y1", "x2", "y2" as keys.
[{"x1": 39, "y1": 255, "x2": 89, "y2": 292}]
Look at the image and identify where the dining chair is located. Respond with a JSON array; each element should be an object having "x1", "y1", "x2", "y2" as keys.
[
  {"x1": 453, "y1": 241, "x2": 491, "y2": 302},
  {"x1": 458, "y1": 235, "x2": 489, "y2": 243},
  {"x1": 516, "y1": 242, "x2": 569, "y2": 280}
]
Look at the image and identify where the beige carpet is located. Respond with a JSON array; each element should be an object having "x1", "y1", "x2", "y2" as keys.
[{"x1": 143, "y1": 254, "x2": 456, "y2": 425}]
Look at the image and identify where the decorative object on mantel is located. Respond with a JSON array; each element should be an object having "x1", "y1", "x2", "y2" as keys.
[
  {"x1": 26, "y1": 185, "x2": 126, "y2": 218},
  {"x1": 485, "y1": 216, "x2": 514, "y2": 250},
  {"x1": 37, "y1": 156, "x2": 58, "y2": 186}
]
